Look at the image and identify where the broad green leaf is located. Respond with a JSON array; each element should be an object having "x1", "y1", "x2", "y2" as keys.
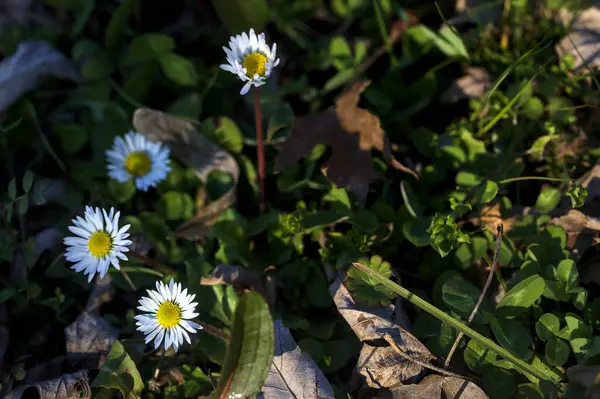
[
  {"x1": 53, "y1": 123, "x2": 88, "y2": 154},
  {"x1": 350, "y1": 210, "x2": 378, "y2": 233},
  {"x1": 82, "y1": 56, "x2": 114, "y2": 80},
  {"x1": 8, "y1": 178, "x2": 16, "y2": 200},
  {"x1": 123, "y1": 63, "x2": 158, "y2": 103},
  {"x1": 496, "y1": 275, "x2": 545, "y2": 318},
  {"x1": 301, "y1": 211, "x2": 349, "y2": 231},
  {"x1": 126, "y1": 33, "x2": 175, "y2": 64},
  {"x1": 536, "y1": 313, "x2": 560, "y2": 342},
  {"x1": 402, "y1": 217, "x2": 432, "y2": 247},
  {"x1": 107, "y1": 180, "x2": 136, "y2": 204},
  {"x1": 92, "y1": 340, "x2": 144, "y2": 397},
  {"x1": 324, "y1": 187, "x2": 351, "y2": 210},
  {"x1": 436, "y1": 25, "x2": 469, "y2": 59},
  {"x1": 522, "y1": 97, "x2": 544, "y2": 120},
  {"x1": 464, "y1": 339, "x2": 497, "y2": 374},
  {"x1": 556, "y1": 259, "x2": 579, "y2": 293},
  {"x1": 105, "y1": 0, "x2": 135, "y2": 49},
  {"x1": 159, "y1": 191, "x2": 194, "y2": 221},
  {"x1": 442, "y1": 278, "x2": 493, "y2": 324},
  {"x1": 158, "y1": 53, "x2": 198, "y2": 86},
  {"x1": 329, "y1": 36, "x2": 353, "y2": 71},
  {"x1": 215, "y1": 292, "x2": 274, "y2": 399},
  {"x1": 545, "y1": 337, "x2": 570, "y2": 366},
  {"x1": 266, "y1": 103, "x2": 293, "y2": 142},
  {"x1": 514, "y1": 383, "x2": 544, "y2": 399},
  {"x1": 210, "y1": 0, "x2": 268, "y2": 34},
  {"x1": 22, "y1": 171, "x2": 33, "y2": 193},
  {"x1": 490, "y1": 317, "x2": 533, "y2": 360},
  {"x1": 483, "y1": 365, "x2": 516, "y2": 399},
  {"x1": 528, "y1": 135, "x2": 556, "y2": 160},
  {"x1": 474, "y1": 180, "x2": 499, "y2": 205},
  {"x1": 535, "y1": 187, "x2": 562, "y2": 213},
  {"x1": 167, "y1": 93, "x2": 202, "y2": 120},
  {"x1": 214, "y1": 116, "x2": 244, "y2": 154}
]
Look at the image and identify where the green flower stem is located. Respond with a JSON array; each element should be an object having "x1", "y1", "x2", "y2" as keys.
[
  {"x1": 498, "y1": 176, "x2": 570, "y2": 185},
  {"x1": 351, "y1": 262, "x2": 564, "y2": 383},
  {"x1": 253, "y1": 87, "x2": 266, "y2": 212}
]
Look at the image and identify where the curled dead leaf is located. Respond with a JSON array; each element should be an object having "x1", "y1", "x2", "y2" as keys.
[
  {"x1": 275, "y1": 81, "x2": 417, "y2": 204},
  {"x1": 556, "y1": 6, "x2": 600, "y2": 73},
  {"x1": 550, "y1": 210, "x2": 600, "y2": 258},
  {"x1": 261, "y1": 320, "x2": 335, "y2": 399},
  {"x1": 200, "y1": 264, "x2": 275, "y2": 305},
  {"x1": 329, "y1": 271, "x2": 434, "y2": 388},
  {"x1": 378, "y1": 374, "x2": 488, "y2": 399},
  {"x1": 6, "y1": 370, "x2": 92, "y2": 399},
  {"x1": 132, "y1": 108, "x2": 239, "y2": 241},
  {"x1": 440, "y1": 67, "x2": 493, "y2": 104},
  {"x1": 472, "y1": 203, "x2": 519, "y2": 235}
]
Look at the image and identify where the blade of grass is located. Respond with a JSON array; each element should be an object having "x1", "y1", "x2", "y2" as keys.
[
  {"x1": 476, "y1": 56, "x2": 554, "y2": 136},
  {"x1": 471, "y1": 40, "x2": 552, "y2": 123},
  {"x1": 351, "y1": 262, "x2": 564, "y2": 384},
  {"x1": 372, "y1": 0, "x2": 397, "y2": 66}
]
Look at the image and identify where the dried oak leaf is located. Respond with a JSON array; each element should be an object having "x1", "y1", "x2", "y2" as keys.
[
  {"x1": 133, "y1": 108, "x2": 239, "y2": 241},
  {"x1": 329, "y1": 271, "x2": 433, "y2": 388},
  {"x1": 378, "y1": 374, "x2": 488, "y2": 399},
  {"x1": 556, "y1": 6, "x2": 600, "y2": 73},
  {"x1": 440, "y1": 67, "x2": 493, "y2": 104},
  {"x1": 275, "y1": 81, "x2": 417, "y2": 204},
  {"x1": 472, "y1": 203, "x2": 517, "y2": 235},
  {"x1": 550, "y1": 210, "x2": 600, "y2": 259}
]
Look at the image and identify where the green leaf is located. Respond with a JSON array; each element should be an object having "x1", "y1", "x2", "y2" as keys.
[
  {"x1": 82, "y1": 56, "x2": 114, "y2": 80},
  {"x1": 16, "y1": 197, "x2": 28, "y2": 215},
  {"x1": 528, "y1": 135, "x2": 556, "y2": 160},
  {"x1": 53, "y1": 123, "x2": 88, "y2": 154},
  {"x1": 464, "y1": 339, "x2": 497, "y2": 374},
  {"x1": 441, "y1": 277, "x2": 493, "y2": 324},
  {"x1": 522, "y1": 97, "x2": 545, "y2": 120},
  {"x1": 266, "y1": 103, "x2": 293, "y2": 142},
  {"x1": 436, "y1": 25, "x2": 469, "y2": 59},
  {"x1": 556, "y1": 259, "x2": 579, "y2": 293},
  {"x1": 107, "y1": 179, "x2": 136, "y2": 204},
  {"x1": 347, "y1": 255, "x2": 395, "y2": 305},
  {"x1": 167, "y1": 93, "x2": 202, "y2": 120},
  {"x1": 0, "y1": 287, "x2": 17, "y2": 302},
  {"x1": 123, "y1": 63, "x2": 158, "y2": 103},
  {"x1": 474, "y1": 180, "x2": 499, "y2": 205},
  {"x1": 400, "y1": 180, "x2": 423, "y2": 217},
  {"x1": 215, "y1": 292, "x2": 274, "y2": 399},
  {"x1": 483, "y1": 365, "x2": 516, "y2": 399},
  {"x1": 535, "y1": 187, "x2": 562, "y2": 213},
  {"x1": 105, "y1": 0, "x2": 135, "y2": 48},
  {"x1": 126, "y1": 33, "x2": 175, "y2": 64},
  {"x1": 545, "y1": 337, "x2": 570, "y2": 366},
  {"x1": 31, "y1": 179, "x2": 51, "y2": 205},
  {"x1": 402, "y1": 216, "x2": 431, "y2": 247},
  {"x1": 567, "y1": 183, "x2": 587, "y2": 209},
  {"x1": 490, "y1": 317, "x2": 533, "y2": 360},
  {"x1": 92, "y1": 340, "x2": 144, "y2": 397},
  {"x1": 215, "y1": 117, "x2": 244, "y2": 154},
  {"x1": 22, "y1": 171, "x2": 33, "y2": 193},
  {"x1": 159, "y1": 191, "x2": 194, "y2": 221},
  {"x1": 210, "y1": 0, "x2": 268, "y2": 34},
  {"x1": 329, "y1": 36, "x2": 353, "y2": 71},
  {"x1": 496, "y1": 275, "x2": 545, "y2": 318},
  {"x1": 8, "y1": 178, "x2": 17, "y2": 200},
  {"x1": 158, "y1": 53, "x2": 198, "y2": 86},
  {"x1": 536, "y1": 313, "x2": 560, "y2": 342},
  {"x1": 301, "y1": 211, "x2": 349, "y2": 231},
  {"x1": 428, "y1": 214, "x2": 470, "y2": 258}
]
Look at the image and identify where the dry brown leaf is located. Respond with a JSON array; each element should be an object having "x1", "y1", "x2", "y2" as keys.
[
  {"x1": 440, "y1": 67, "x2": 493, "y2": 104},
  {"x1": 556, "y1": 6, "x2": 600, "y2": 73},
  {"x1": 554, "y1": 131, "x2": 587, "y2": 162},
  {"x1": 473, "y1": 203, "x2": 517, "y2": 234},
  {"x1": 550, "y1": 210, "x2": 600, "y2": 258},
  {"x1": 378, "y1": 374, "x2": 488, "y2": 399},
  {"x1": 132, "y1": 108, "x2": 239, "y2": 241},
  {"x1": 567, "y1": 365, "x2": 600, "y2": 399},
  {"x1": 329, "y1": 271, "x2": 434, "y2": 388},
  {"x1": 6, "y1": 370, "x2": 92, "y2": 399},
  {"x1": 200, "y1": 264, "x2": 275, "y2": 305},
  {"x1": 275, "y1": 81, "x2": 417, "y2": 204}
]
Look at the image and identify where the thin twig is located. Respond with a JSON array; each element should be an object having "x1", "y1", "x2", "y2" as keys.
[
  {"x1": 253, "y1": 87, "x2": 266, "y2": 212},
  {"x1": 120, "y1": 268, "x2": 137, "y2": 291},
  {"x1": 27, "y1": 103, "x2": 66, "y2": 172},
  {"x1": 444, "y1": 224, "x2": 504, "y2": 368},
  {"x1": 197, "y1": 321, "x2": 230, "y2": 341}
]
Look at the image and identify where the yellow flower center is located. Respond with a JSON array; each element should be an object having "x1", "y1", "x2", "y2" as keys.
[
  {"x1": 124, "y1": 151, "x2": 152, "y2": 177},
  {"x1": 156, "y1": 301, "x2": 182, "y2": 328},
  {"x1": 242, "y1": 52, "x2": 267, "y2": 78},
  {"x1": 88, "y1": 231, "x2": 112, "y2": 258}
]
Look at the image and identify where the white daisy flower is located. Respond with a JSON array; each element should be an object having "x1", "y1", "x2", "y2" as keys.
[
  {"x1": 64, "y1": 206, "x2": 132, "y2": 282},
  {"x1": 106, "y1": 131, "x2": 171, "y2": 191},
  {"x1": 135, "y1": 279, "x2": 202, "y2": 352},
  {"x1": 220, "y1": 28, "x2": 280, "y2": 95}
]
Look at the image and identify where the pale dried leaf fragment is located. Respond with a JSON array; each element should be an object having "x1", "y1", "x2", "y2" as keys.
[
  {"x1": 329, "y1": 272, "x2": 434, "y2": 388},
  {"x1": 378, "y1": 374, "x2": 488, "y2": 399},
  {"x1": 6, "y1": 370, "x2": 92, "y2": 399},
  {"x1": 556, "y1": 6, "x2": 600, "y2": 73},
  {"x1": 440, "y1": 67, "x2": 493, "y2": 103},
  {"x1": 133, "y1": 108, "x2": 239, "y2": 241},
  {"x1": 275, "y1": 81, "x2": 417, "y2": 204},
  {"x1": 0, "y1": 41, "x2": 79, "y2": 112},
  {"x1": 261, "y1": 320, "x2": 335, "y2": 399},
  {"x1": 472, "y1": 203, "x2": 517, "y2": 234},
  {"x1": 550, "y1": 210, "x2": 600, "y2": 258}
]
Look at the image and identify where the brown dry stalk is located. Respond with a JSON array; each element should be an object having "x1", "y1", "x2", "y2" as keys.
[{"x1": 444, "y1": 224, "x2": 504, "y2": 368}]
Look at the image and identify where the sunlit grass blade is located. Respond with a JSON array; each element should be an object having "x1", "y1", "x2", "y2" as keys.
[{"x1": 351, "y1": 262, "x2": 565, "y2": 384}]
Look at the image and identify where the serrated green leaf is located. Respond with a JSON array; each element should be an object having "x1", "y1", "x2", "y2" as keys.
[
  {"x1": 567, "y1": 183, "x2": 587, "y2": 209},
  {"x1": 215, "y1": 292, "x2": 274, "y2": 399},
  {"x1": 428, "y1": 214, "x2": 470, "y2": 257}
]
